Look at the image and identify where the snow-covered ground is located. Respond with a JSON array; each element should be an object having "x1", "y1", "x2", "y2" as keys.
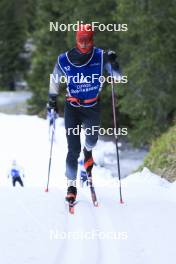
[{"x1": 0, "y1": 114, "x2": 176, "y2": 264}]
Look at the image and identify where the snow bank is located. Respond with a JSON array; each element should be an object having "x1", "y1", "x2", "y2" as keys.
[{"x1": 0, "y1": 113, "x2": 176, "y2": 264}]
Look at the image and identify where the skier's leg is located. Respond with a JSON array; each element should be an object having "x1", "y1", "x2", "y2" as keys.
[
  {"x1": 64, "y1": 102, "x2": 82, "y2": 181},
  {"x1": 64, "y1": 102, "x2": 81, "y2": 202},
  {"x1": 81, "y1": 103, "x2": 100, "y2": 175},
  {"x1": 18, "y1": 177, "x2": 24, "y2": 187},
  {"x1": 83, "y1": 102, "x2": 100, "y2": 150},
  {"x1": 83, "y1": 147, "x2": 94, "y2": 175},
  {"x1": 12, "y1": 178, "x2": 15, "y2": 187},
  {"x1": 66, "y1": 136, "x2": 81, "y2": 182}
]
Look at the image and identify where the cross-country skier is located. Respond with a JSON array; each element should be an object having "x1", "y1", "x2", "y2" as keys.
[
  {"x1": 47, "y1": 24, "x2": 121, "y2": 203},
  {"x1": 8, "y1": 160, "x2": 25, "y2": 187}
]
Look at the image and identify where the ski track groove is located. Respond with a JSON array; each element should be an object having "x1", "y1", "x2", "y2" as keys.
[
  {"x1": 51, "y1": 191, "x2": 70, "y2": 264},
  {"x1": 92, "y1": 192, "x2": 122, "y2": 264},
  {"x1": 78, "y1": 189, "x2": 103, "y2": 264},
  {"x1": 53, "y1": 189, "x2": 102, "y2": 264},
  {"x1": 97, "y1": 194, "x2": 126, "y2": 264}
]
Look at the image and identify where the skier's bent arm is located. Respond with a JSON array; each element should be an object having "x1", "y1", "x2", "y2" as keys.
[
  {"x1": 49, "y1": 57, "x2": 64, "y2": 96},
  {"x1": 48, "y1": 61, "x2": 64, "y2": 113},
  {"x1": 49, "y1": 62, "x2": 63, "y2": 96}
]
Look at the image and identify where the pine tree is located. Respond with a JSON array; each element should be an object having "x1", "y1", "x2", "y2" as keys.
[
  {"x1": 114, "y1": 0, "x2": 176, "y2": 144},
  {"x1": 0, "y1": 0, "x2": 37, "y2": 90}
]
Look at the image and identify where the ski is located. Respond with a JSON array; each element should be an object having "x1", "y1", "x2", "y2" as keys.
[{"x1": 88, "y1": 177, "x2": 99, "y2": 207}]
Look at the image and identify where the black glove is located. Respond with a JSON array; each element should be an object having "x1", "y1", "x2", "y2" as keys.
[
  {"x1": 107, "y1": 50, "x2": 117, "y2": 63},
  {"x1": 47, "y1": 94, "x2": 58, "y2": 113}
]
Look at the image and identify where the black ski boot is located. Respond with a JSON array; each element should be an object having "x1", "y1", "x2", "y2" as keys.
[
  {"x1": 83, "y1": 147, "x2": 94, "y2": 176},
  {"x1": 65, "y1": 186, "x2": 77, "y2": 203}
]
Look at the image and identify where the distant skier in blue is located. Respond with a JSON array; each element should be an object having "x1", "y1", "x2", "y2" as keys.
[{"x1": 8, "y1": 160, "x2": 25, "y2": 187}]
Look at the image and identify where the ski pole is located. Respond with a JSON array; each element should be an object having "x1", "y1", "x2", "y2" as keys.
[
  {"x1": 45, "y1": 109, "x2": 56, "y2": 192},
  {"x1": 110, "y1": 64, "x2": 124, "y2": 204}
]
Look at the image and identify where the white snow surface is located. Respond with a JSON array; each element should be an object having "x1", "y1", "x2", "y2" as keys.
[{"x1": 0, "y1": 113, "x2": 176, "y2": 264}]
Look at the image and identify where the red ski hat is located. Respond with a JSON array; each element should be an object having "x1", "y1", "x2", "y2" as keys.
[{"x1": 76, "y1": 24, "x2": 94, "y2": 53}]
